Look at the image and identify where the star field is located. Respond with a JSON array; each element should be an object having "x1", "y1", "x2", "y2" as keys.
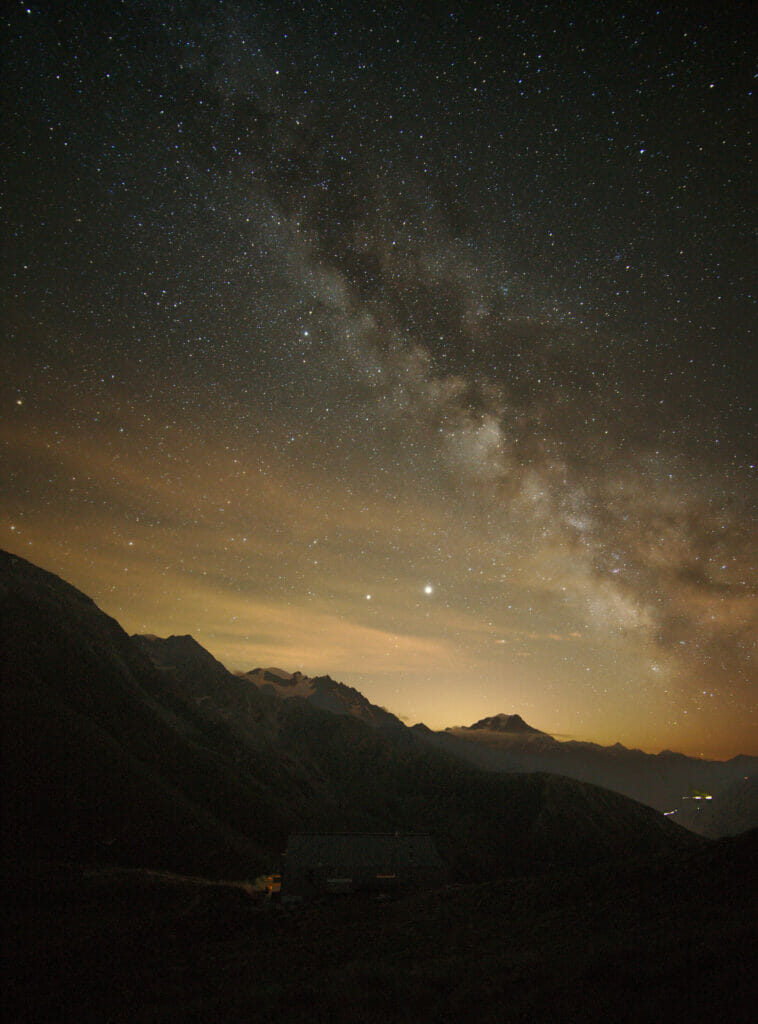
[{"x1": 2, "y1": 1, "x2": 755, "y2": 757}]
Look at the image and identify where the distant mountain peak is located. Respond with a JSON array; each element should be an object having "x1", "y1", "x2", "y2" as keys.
[
  {"x1": 132, "y1": 633, "x2": 239, "y2": 685},
  {"x1": 468, "y1": 713, "x2": 545, "y2": 735},
  {"x1": 251, "y1": 666, "x2": 293, "y2": 680},
  {"x1": 240, "y1": 667, "x2": 404, "y2": 729},
  {"x1": 134, "y1": 633, "x2": 211, "y2": 659}
]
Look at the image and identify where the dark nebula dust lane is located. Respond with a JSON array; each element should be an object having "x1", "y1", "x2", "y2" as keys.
[{"x1": 2, "y1": 1, "x2": 755, "y2": 756}]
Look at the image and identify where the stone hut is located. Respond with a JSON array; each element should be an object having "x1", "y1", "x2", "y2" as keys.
[{"x1": 281, "y1": 832, "x2": 446, "y2": 902}]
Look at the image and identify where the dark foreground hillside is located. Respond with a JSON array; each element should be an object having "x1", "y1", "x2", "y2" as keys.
[{"x1": 4, "y1": 830, "x2": 757, "y2": 1023}]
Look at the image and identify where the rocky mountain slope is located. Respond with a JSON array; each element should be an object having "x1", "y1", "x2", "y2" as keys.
[
  {"x1": 1, "y1": 549, "x2": 702, "y2": 883},
  {"x1": 236, "y1": 665, "x2": 406, "y2": 729},
  {"x1": 0, "y1": 552, "x2": 286, "y2": 877}
]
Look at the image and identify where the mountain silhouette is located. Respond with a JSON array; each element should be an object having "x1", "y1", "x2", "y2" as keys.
[
  {"x1": 5, "y1": 550, "x2": 758, "y2": 1023},
  {"x1": 443, "y1": 715, "x2": 758, "y2": 823},
  {"x1": 468, "y1": 712, "x2": 545, "y2": 734},
  {"x1": 1, "y1": 548, "x2": 703, "y2": 884},
  {"x1": 237, "y1": 665, "x2": 406, "y2": 729}
]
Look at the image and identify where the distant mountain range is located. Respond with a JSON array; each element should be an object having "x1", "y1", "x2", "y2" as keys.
[
  {"x1": 3, "y1": 548, "x2": 756, "y2": 887},
  {"x1": 237, "y1": 665, "x2": 405, "y2": 729},
  {"x1": 231, "y1": 657, "x2": 758, "y2": 836},
  {"x1": 179, "y1": 652, "x2": 758, "y2": 837},
  {"x1": 3, "y1": 549, "x2": 757, "y2": 1024},
  {"x1": 439, "y1": 716, "x2": 757, "y2": 835}
]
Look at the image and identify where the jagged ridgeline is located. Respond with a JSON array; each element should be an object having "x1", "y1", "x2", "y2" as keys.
[{"x1": 0, "y1": 548, "x2": 730, "y2": 882}]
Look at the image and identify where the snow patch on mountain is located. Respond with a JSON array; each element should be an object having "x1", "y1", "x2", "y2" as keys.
[{"x1": 239, "y1": 668, "x2": 404, "y2": 729}]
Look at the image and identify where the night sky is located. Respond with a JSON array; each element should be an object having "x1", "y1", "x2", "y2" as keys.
[{"x1": 2, "y1": 1, "x2": 755, "y2": 757}]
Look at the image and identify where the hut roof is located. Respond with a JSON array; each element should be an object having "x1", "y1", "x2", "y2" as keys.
[{"x1": 284, "y1": 832, "x2": 444, "y2": 870}]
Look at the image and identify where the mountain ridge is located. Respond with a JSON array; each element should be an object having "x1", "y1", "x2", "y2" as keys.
[
  {"x1": 1, "y1": 548, "x2": 704, "y2": 883},
  {"x1": 466, "y1": 712, "x2": 546, "y2": 735},
  {"x1": 443, "y1": 716, "x2": 758, "y2": 828},
  {"x1": 236, "y1": 664, "x2": 406, "y2": 729},
  {"x1": 3, "y1": 545, "x2": 754, "y2": 846}
]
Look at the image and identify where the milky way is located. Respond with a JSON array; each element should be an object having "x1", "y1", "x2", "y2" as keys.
[{"x1": 2, "y1": 2, "x2": 755, "y2": 756}]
